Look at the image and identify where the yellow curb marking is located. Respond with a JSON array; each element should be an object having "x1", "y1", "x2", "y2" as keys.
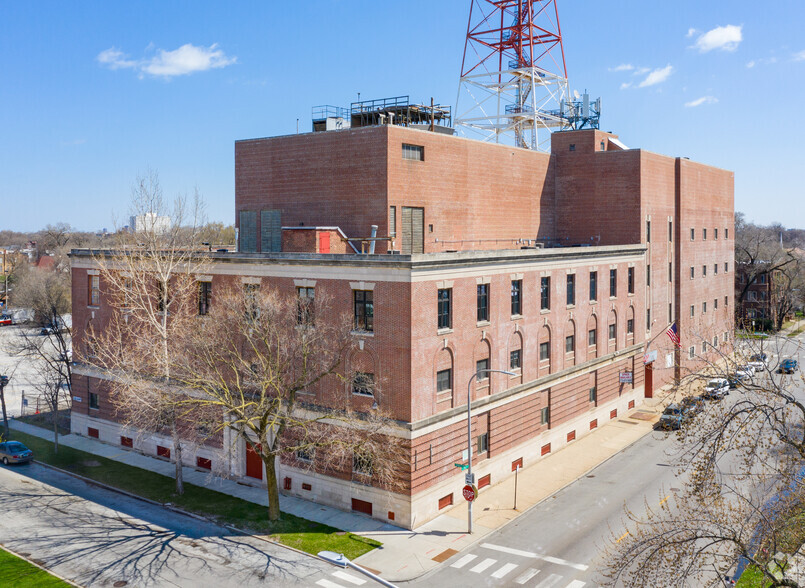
[{"x1": 616, "y1": 532, "x2": 630, "y2": 543}]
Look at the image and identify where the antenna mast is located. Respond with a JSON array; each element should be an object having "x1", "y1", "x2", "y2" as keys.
[{"x1": 455, "y1": 0, "x2": 570, "y2": 151}]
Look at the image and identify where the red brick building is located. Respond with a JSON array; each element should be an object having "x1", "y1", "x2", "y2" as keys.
[{"x1": 71, "y1": 124, "x2": 734, "y2": 529}]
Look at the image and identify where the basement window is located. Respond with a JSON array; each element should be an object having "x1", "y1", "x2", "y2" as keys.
[
  {"x1": 402, "y1": 143, "x2": 424, "y2": 161},
  {"x1": 569, "y1": 144, "x2": 576, "y2": 152}
]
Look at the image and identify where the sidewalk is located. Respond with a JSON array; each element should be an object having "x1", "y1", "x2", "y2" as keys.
[{"x1": 9, "y1": 394, "x2": 672, "y2": 583}]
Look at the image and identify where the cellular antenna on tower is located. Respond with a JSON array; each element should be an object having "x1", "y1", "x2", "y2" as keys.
[{"x1": 455, "y1": 0, "x2": 579, "y2": 151}]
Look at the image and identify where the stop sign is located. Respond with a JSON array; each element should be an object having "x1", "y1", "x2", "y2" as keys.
[{"x1": 463, "y1": 484, "x2": 478, "y2": 502}]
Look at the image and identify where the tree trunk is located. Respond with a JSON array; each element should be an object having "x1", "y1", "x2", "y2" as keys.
[
  {"x1": 264, "y1": 454, "x2": 281, "y2": 521},
  {"x1": 172, "y1": 422, "x2": 184, "y2": 495}
]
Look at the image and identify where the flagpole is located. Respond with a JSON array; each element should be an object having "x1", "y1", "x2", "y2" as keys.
[{"x1": 645, "y1": 321, "x2": 680, "y2": 355}]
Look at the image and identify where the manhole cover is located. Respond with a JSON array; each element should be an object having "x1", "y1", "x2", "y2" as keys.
[{"x1": 114, "y1": 581, "x2": 128, "y2": 587}]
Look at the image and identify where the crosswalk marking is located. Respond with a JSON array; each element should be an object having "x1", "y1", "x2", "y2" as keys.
[
  {"x1": 480, "y1": 542, "x2": 589, "y2": 571},
  {"x1": 332, "y1": 570, "x2": 366, "y2": 585},
  {"x1": 534, "y1": 573, "x2": 563, "y2": 588},
  {"x1": 469, "y1": 558, "x2": 498, "y2": 573},
  {"x1": 564, "y1": 581, "x2": 586, "y2": 588},
  {"x1": 491, "y1": 562, "x2": 518, "y2": 578},
  {"x1": 515, "y1": 568, "x2": 541, "y2": 584},
  {"x1": 450, "y1": 554, "x2": 477, "y2": 569},
  {"x1": 315, "y1": 580, "x2": 345, "y2": 588}
]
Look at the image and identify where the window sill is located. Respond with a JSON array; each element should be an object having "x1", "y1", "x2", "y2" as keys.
[
  {"x1": 609, "y1": 296, "x2": 617, "y2": 301},
  {"x1": 510, "y1": 314, "x2": 523, "y2": 321},
  {"x1": 476, "y1": 320, "x2": 490, "y2": 328},
  {"x1": 540, "y1": 308, "x2": 551, "y2": 314},
  {"x1": 566, "y1": 304, "x2": 576, "y2": 310},
  {"x1": 627, "y1": 293, "x2": 634, "y2": 297},
  {"x1": 437, "y1": 327, "x2": 453, "y2": 336},
  {"x1": 589, "y1": 300, "x2": 598, "y2": 305},
  {"x1": 87, "y1": 305, "x2": 100, "y2": 310},
  {"x1": 351, "y1": 330, "x2": 375, "y2": 337}
]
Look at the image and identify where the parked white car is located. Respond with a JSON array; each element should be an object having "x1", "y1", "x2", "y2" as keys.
[
  {"x1": 703, "y1": 378, "x2": 730, "y2": 399},
  {"x1": 748, "y1": 353, "x2": 767, "y2": 372}
]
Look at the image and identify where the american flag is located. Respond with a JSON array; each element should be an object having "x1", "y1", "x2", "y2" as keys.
[{"x1": 666, "y1": 322, "x2": 681, "y2": 347}]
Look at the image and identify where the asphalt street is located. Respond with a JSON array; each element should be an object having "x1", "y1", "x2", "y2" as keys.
[
  {"x1": 0, "y1": 462, "x2": 346, "y2": 587},
  {"x1": 407, "y1": 332, "x2": 805, "y2": 588}
]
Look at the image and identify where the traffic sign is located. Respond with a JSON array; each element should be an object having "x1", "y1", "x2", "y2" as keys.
[{"x1": 462, "y1": 484, "x2": 478, "y2": 502}]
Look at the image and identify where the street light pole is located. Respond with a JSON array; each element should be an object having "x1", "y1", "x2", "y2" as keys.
[
  {"x1": 0, "y1": 375, "x2": 10, "y2": 440},
  {"x1": 466, "y1": 368, "x2": 515, "y2": 534}
]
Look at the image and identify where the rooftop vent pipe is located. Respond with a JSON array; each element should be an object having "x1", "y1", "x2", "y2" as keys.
[{"x1": 369, "y1": 225, "x2": 378, "y2": 254}]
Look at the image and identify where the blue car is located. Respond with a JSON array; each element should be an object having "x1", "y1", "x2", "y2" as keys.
[{"x1": 779, "y1": 359, "x2": 799, "y2": 374}]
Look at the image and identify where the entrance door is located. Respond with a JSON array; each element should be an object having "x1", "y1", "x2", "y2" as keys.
[
  {"x1": 401, "y1": 207, "x2": 424, "y2": 254},
  {"x1": 246, "y1": 442, "x2": 263, "y2": 480},
  {"x1": 644, "y1": 364, "x2": 653, "y2": 398}
]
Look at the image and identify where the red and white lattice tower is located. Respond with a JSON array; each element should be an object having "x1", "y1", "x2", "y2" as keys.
[{"x1": 456, "y1": 0, "x2": 569, "y2": 151}]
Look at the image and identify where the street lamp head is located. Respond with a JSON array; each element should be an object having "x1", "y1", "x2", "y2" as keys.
[{"x1": 318, "y1": 551, "x2": 348, "y2": 568}]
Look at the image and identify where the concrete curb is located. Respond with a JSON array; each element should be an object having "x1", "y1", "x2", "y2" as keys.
[{"x1": 0, "y1": 542, "x2": 83, "y2": 587}]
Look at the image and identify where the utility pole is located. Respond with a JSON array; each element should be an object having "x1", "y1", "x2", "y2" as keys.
[{"x1": 0, "y1": 375, "x2": 10, "y2": 440}]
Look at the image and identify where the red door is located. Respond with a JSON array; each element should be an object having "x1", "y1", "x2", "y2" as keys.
[
  {"x1": 644, "y1": 364, "x2": 653, "y2": 398},
  {"x1": 319, "y1": 232, "x2": 330, "y2": 253},
  {"x1": 246, "y1": 442, "x2": 263, "y2": 480}
]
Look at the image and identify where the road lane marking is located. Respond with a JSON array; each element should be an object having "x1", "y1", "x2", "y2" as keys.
[
  {"x1": 480, "y1": 543, "x2": 589, "y2": 571},
  {"x1": 491, "y1": 562, "x2": 519, "y2": 578},
  {"x1": 316, "y1": 580, "x2": 346, "y2": 588},
  {"x1": 470, "y1": 558, "x2": 498, "y2": 573},
  {"x1": 615, "y1": 531, "x2": 630, "y2": 543},
  {"x1": 515, "y1": 568, "x2": 541, "y2": 584},
  {"x1": 450, "y1": 554, "x2": 477, "y2": 569},
  {"x1": 332, "y1": 570, "x2": 366, "y2": 585},
  {"x1": 564, "y1": 581, "x2": 586, "y2": 588},
  {"x1": 534, "y1": 573, "x2": 564, "y2": 588},
  {"x1": 659, "y1": 494, "x2": 671, "y2": 505}
]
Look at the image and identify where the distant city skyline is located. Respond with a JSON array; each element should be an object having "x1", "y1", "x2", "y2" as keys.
[{"x1": 1, "y1": 0, "x2": 803, "y2": 231}]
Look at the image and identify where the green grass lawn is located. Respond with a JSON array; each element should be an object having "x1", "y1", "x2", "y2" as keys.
[
  {"x1": 10, "y1": 430, "x2": 380, "y2": 559},
  {"x1": 0, "y1": 546, "x2": 73, "y2": 587}
]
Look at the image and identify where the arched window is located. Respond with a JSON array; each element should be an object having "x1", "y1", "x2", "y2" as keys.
[
  {"x1": 564, "y1": 319, "x2": 576, "y2": 367},
  {"x1": 435, "y1": 348, "x2": 454, "y2": 407},
  {"x1": 539, "y1": 325, "x2": 551, "y2": 376},
  {"x1": 608, "y1": 310, "x2": 618, "y2": 353},
  {"x1": 586, "y1": 314, "x2": 598, "y2": 359}
]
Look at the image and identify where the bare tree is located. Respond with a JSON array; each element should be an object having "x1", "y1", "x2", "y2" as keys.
[
  {"x1": 604, "y1": 335, "x2": 805, "y2": 587},
  {"x1": 87, "y1": 170, "x2": 208, "y2": 495},
  {"x1": 168, "y1": 284, "x2": 405, "y2": 522}
]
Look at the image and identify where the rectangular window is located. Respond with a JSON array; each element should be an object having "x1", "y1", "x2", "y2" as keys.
[
  {"x1": 354, "y1": 290, "x2": 374, "y2": 331},
  {"x1": 511, "y1": 280, "x2": 522, "y2": 316},
  {"x1": 689, "y1": 346, "x2": 695, "y2": 360},
  {"x1": 714, "y1": 298, "x2": 718, "y2": 310},
  {"x1": 296, "y1": 448, "x2": 314, "y2": 462},
  {"x1": 477, "y1": 433, "x2": 489, "y2": 454},
  {"x1": 669, "y1": 303, "x2": 673, "y2": 322},
  {"x1": 352, "y1": 372, "x2": 374, "y2": 396},
  {"x1": 627, "y1": 267, "x2": 634, "y2": 294},
  {"x1": 690, "y1": 305, "x2": 695, "y2": 317},
  {"x1": 668, "y1": 262, "x2": 672, "y2": 283},
  {"x1": 437, "y1": 288, "x2": 451, "y2": 329},
  {"x1": 477, "y1": 284, "x2": 489, "y2": 322},
  {"x1": 714, "y1": 228, "x2": 718, "y2": 240},
  {"x1": 402, "y1": 143, "x2": 424, "y2": 161},
  {"x1": 702, "y1": 265, "x2": 707, "y2": 277},
  {"x1": 297, "y1": 286, "x2": 315, "y2": 325},
  {"x1": 589, "y1": 271, "x2": 597, "y2": 301},
  {"x1": 541, "y1": 276, "x2": 551, "y2": 310},
  {"x1": 476, "y1": 358, "x2": 490, "y2": 380},
  {"x1": 198, "y1": 281, "x2": 212, "y2": 316},
  {"x1": 690, "y1": 266, "x2": 695, "y2": 279},
  {"x1": 589, "y1": 387, "x2": 597, "y2": 402},
  {"x1": 88, "y1": 275, "x2": 100, "y2": 306},
  {"x1": 714, "y1": 263, "x2": 718, "y2": 275},
  {"x1": 725, "y1": 228, "x2": 729, "y2": 239},
  {"x1": 608, "y1": 324, "x2": 616, "y2": 340},
  {"x1": 725, "y1": 295, "x2": 728, "y2": 306},
  {"x1": 703, "y1": 228, "x2": 707, "y2": 240},
  {"x1": 646, "y1": 265, "x2": 651, "y2": 286},
  {"x1": 565, "y1": 334, "x2": 575, "y2": 353},
  {"x1": 436, "y1": 368, "x2": 452, "y2": 393},
  {"x1": 646, "y1": 309, "x2": 651, "y2": 330},
  {"x1": 353, "y1": 452, "x2": 373, "y2": 475},
  {"x1": 669, "y1": 220, "x2": 673, "y2": 241},
  {"x1": 646, "y1": 220, "x2": 651, "y2": 242},
  {"x1": 539, "y1": 341, "x2": 550, "y2": 361},
  {"x1": 691, "y1": 228, "x2": 695, "y2": 241},
  {"x1": 566, "y1": 274, "x2": 576, "y2": 305},
  {"x1": 609, "y1": 269, "x2": 617, "y2": 297},
  {"x1": 244, "y1": 283, "x2": 260, "y2": 322},
  {"x1": 627, "y1": 318, "x2": 634, "y2": 334},
  {"x1": 725, "y1": 262, "x2": 729, "y2": 273},
  {"x1": 388, "y1": 206, "x2": 396, "y2": 238},
  {"x1": 540, "y1": 407, "x2": 550, "y2": 425},
  {"x1": 703, "y1": 301, "x2": 707, "y2": 313},
  {"x1": 588, "y1": 328, "x2": 596, "y2": 346},
  {"x1": 509, "y1": 349, "x2": 521, "y2": 370},
  {"x1": 89, "y1": 392, "x2": 99, "y2": 409}
]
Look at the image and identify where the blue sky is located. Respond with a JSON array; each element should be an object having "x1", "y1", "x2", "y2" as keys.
[{"x1": 1, "y1": 1, "x2": 803, "y2": 232}]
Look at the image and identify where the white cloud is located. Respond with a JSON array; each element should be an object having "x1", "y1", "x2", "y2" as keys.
[
  {"x1": 746, "y1": 56, "x2": 778, "y2": 68},
  {"x1": 609, "y1": 63, "x2": 634, "y2": 72},
  {"x1": 97, "y1": 43, "x2": 236, "y2": 78},
  {"x1": 632, "y1": 67, "x2": 650, "y2": 76},
  {"x1": 620, "y1": 82, "x2": 632, "y2": 90},
  {"x1": 638, "y1": 65, "x2": 674, "y2": 88},
  {"x1": 684, "y1": 96, "x2": 718, "y2": 108},
  {"x1": 794, "y1": 50, "x2": 805, "y2": 62},
  {"x1": 686, "y1": 28, "x2": 698, "y2": 38},
  {"x1": 692, "y1": 25, "x2": 743, "y2": 53}
]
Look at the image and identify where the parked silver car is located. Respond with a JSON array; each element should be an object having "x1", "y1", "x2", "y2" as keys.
[
  {"x1": 703, "y1": 378, "x2": 730, "y2": 400},
  {"x1": 0, "y1": 441, "x2": 34, "y2": 465}
]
